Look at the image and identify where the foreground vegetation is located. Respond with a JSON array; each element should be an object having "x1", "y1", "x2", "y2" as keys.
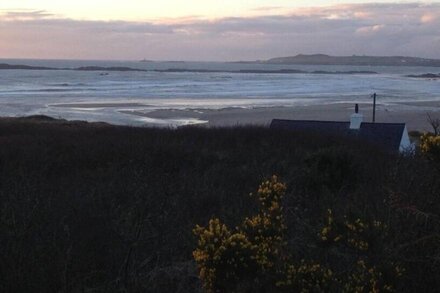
[
  {"x1": 193, "y1": 176, "x2": 404, "y2": 292},
  {"x1": 0, "y1": 118, "x2": 439, "y2": 292}
]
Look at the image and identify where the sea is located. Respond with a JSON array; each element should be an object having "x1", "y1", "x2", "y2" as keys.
[{"x1": 1, "y1": 59, "x2": 439, "y2": 126}]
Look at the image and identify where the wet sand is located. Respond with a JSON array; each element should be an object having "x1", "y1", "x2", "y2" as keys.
[
  {"x1": 47, "y1": 99, "x2": 440, "y2": 131},
  {"x1": 119, "y1": 101, "x2": 440, "y2": 131},
  {"x1": 51, "y1": 102, "x2": 148, "y2": 108}
]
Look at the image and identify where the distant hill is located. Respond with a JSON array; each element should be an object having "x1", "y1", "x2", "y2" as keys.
[
  {"x1": 0, "y1": 63, "x2": 55, "y2": 70},
  {"x1": 263, "y1": 54, "x2": 440, "y2": 67},
  {"x1": 0, "y1": 64, "x2": 146, "y2": 72},
  {"x1": 75, "y1": 66, "x2": 146, "y2": 72},
  {"x1": 406, "y1": 73, "x2": 440, "y2": 79},
  {"x1": 0, "y1": 63, "x2": 377, "y2": 75}
]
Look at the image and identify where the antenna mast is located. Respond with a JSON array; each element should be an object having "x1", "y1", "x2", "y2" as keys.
[{"x1": 372, "y1": 93, "x2": 376, "y2": 123}]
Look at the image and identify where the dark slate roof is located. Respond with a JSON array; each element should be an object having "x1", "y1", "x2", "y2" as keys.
[{"x1": 270, "y1": 119, "x2": 406, "y2": 151}]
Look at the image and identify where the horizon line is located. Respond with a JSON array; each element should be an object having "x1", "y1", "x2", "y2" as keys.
[{"x1": 2, "y1": 53, "x2": 440, "y2": 63}]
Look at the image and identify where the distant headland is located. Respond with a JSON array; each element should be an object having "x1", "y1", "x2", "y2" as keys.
[
  {"x1": 0, "y1": 63, "x2": 377, "y2": 75},
  {"x1": 237, "y1": 54, "x2": 440, "y2": 67}
]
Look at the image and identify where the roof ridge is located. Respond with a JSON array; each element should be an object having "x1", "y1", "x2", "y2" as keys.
[
  {"x1": 360, "y1": 122, "x2": 406, "y2": 126},
  {"x1": 271, "y1": 119, "x2": 348, "y2": 124},
  {"x1": 272, "y1": 119, "x2": 406, "y2": 126}
]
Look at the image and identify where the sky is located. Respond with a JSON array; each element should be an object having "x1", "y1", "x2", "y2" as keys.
[{"x1": 0, "y1": 1, "x2": 439, "y2": 61}]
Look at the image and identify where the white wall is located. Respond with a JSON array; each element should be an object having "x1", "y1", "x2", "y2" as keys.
[{"x1": 399, "y1": 126, "x2": 415, "y2": 153}]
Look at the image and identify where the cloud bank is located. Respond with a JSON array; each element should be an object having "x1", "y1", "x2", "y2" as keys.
[{"x1": 0, "y1": 3, "x2": 439, "y2": 61}]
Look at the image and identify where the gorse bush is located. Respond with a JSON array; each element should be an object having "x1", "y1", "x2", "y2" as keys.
[
  {"x1": 317, "y1": 210, "x2": 404, "y2": 293},
  {"x1": 420, "y1": 133, "x2": 440, "y2": 166},
  {"x1": 193, "y1": 176, "x2": 287, "y2": 292},
  {"x1": 193, "y1": 177, "x2": 404, "y2": 292},
  {"x1": 318, "y1": 209, "x2": 388, "y2": 252}
]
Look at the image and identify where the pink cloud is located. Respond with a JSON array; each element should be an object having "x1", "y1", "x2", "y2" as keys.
[
  {"x1": 356, "y1": 24, "x2": 385, "y2": 35},
  {"x1": 0, "y1": 3, "x2": 439, "y2": 61},
  {"x1": 420, "y1": 13, "x2": 437, "y2": 24}
]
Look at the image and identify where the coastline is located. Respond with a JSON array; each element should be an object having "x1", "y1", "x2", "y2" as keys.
[
  {"x1": 118, "y1": 101, "x2": 440, "y2": 131},
  {"x1": 6, "y1": 100, "x2": 439, "y2": 131}
]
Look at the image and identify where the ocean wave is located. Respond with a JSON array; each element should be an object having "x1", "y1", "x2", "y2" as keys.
[
  {"x1": 0, "y1": 88, "x2": 99, "y2": 93},
  {"x1": 48, "y1": 83, "x2": 88, "y2": 87},
  {"x1": 406, "y1": 73, "x2": 440, "y2": 79}
]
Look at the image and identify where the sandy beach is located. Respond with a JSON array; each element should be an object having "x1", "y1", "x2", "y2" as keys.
[{"x1": 115, "y1": 101, "x2": 440, "y2": 131}]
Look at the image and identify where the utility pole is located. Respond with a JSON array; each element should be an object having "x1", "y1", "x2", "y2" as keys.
[{"x1": 372, "y1": 93, "x2": 376, "y2": 123}]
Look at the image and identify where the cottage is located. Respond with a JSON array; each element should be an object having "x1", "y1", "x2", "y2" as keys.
[{"x1": 270, "y1": 105, "x2": 413, "y2": 153}]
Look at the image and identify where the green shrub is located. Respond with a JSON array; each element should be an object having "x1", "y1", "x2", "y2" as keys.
[{"x1": 193, "y1": 178, "x2": 404, "y2": 292}]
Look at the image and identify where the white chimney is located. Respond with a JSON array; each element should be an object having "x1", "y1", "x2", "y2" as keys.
[{"x1": 350, "y1": 104, "x2": 363, "y2": 129}]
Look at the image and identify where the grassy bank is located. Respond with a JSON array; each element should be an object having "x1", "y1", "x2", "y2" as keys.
[{"x1": 0, "y1": 118, "x2": 439, "y2": 292}]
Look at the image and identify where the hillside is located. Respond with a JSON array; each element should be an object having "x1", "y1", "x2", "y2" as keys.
[
  {"x1": 0, "y1": 118, "x2": 438, "y2": 292},
  {"x1": 264, "y1": 54, "x2": 440, "y2": 67}
]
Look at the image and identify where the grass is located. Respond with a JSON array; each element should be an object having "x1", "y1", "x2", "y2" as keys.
[{"x1": 0, "y1": 118, "x2": 439, "y2": 292}]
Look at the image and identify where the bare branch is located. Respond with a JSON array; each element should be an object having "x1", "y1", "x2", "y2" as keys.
[{"x1": 427, "y1": 113, "x2": 440, "y2": 135}]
